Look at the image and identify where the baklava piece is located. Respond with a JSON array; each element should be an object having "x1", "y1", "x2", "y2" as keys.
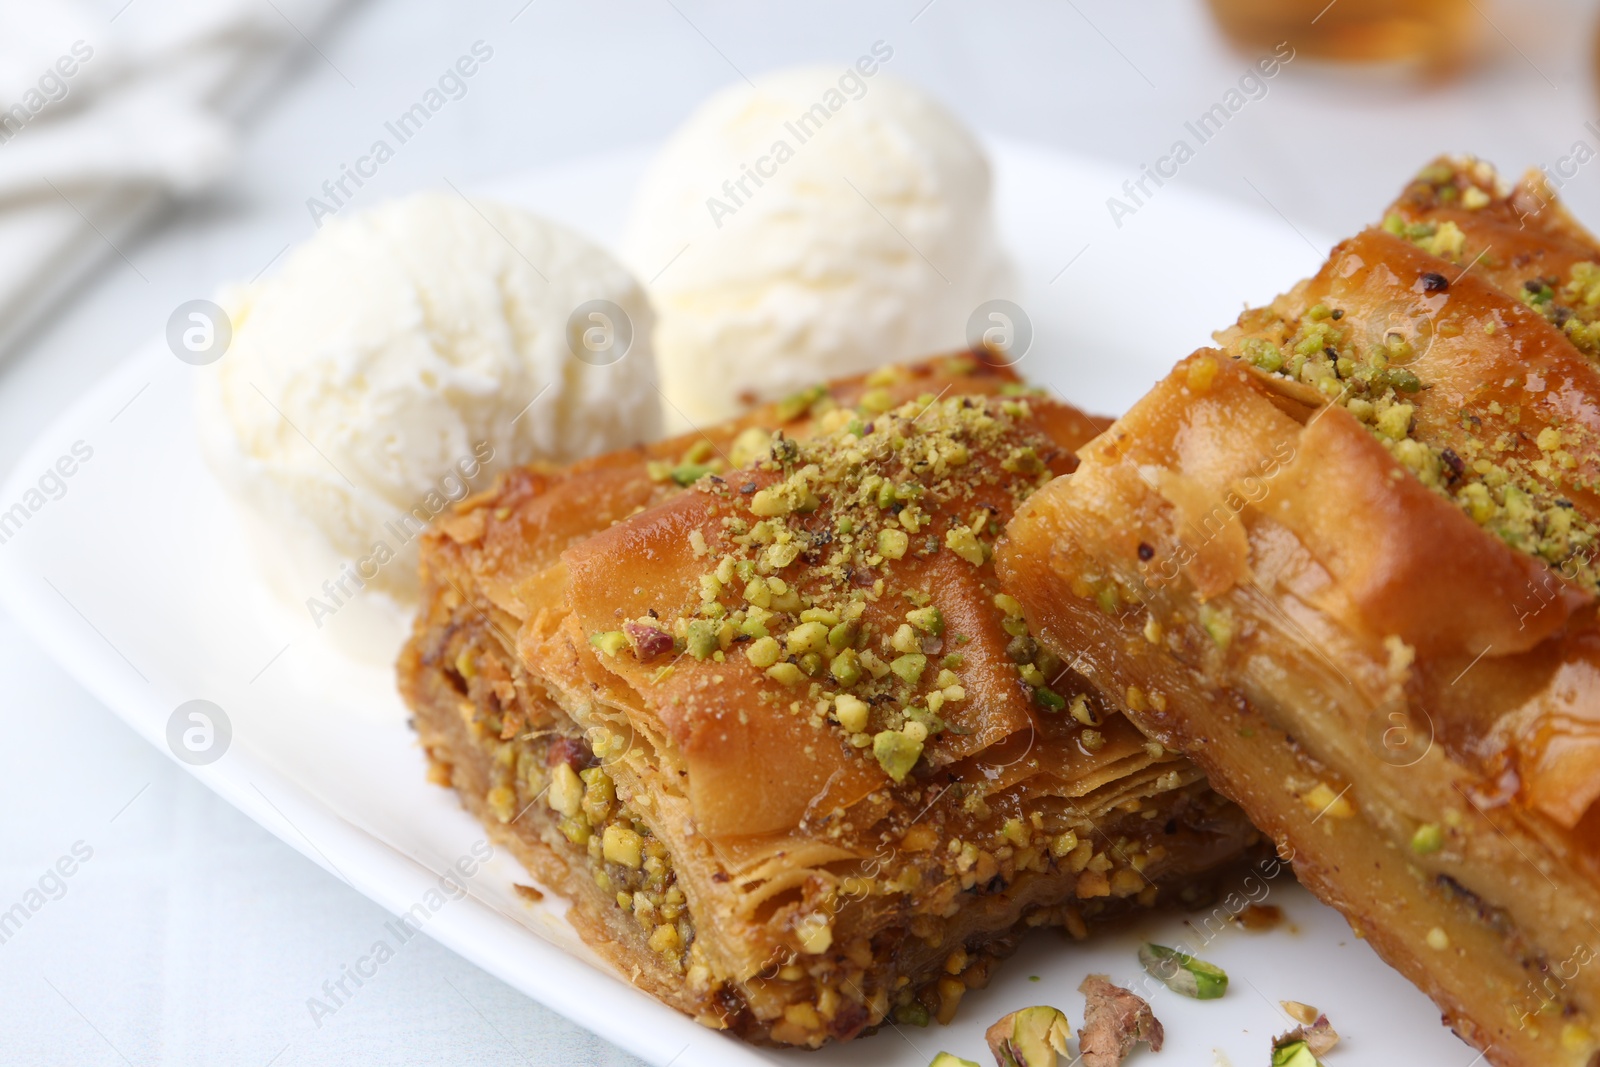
[
  {"x1": 999, "y1": 160, "x2": 1600, "y2": 1067},
  {"x1": 400, "y1": 356, "x2": 1262, "y2": 1047}
]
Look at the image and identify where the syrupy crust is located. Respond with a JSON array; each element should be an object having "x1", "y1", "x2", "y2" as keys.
[
  {"x1": 402, "y1": 594, "x2": 1264, "y2": 1044},
  {"x1": 398, "y1": 355, "x2": 1266, "y2": 1048},
  {"x1": 999, "y1": 160, "x2": 1600, "y2": 1067},
  {"x1": 998, "y1": 525, "x2": 1600, "y2": 1065}
]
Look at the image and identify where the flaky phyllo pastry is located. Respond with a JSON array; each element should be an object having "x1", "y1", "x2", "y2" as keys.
[
  {"x1": 399, "y1": 356, "x2": 1262, "y2": 1046},
  {"x1": 999, "y1": 160, "x2": 1600, "y2": 1067}
]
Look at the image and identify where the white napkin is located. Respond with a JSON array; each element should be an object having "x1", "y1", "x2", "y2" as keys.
[{"x1": 0, "y1": 0, "x2": 350, "y2": 356}]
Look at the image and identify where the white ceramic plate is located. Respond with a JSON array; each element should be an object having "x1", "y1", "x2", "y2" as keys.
[{"x1": 0, "y1": 142, "x2": 1480, "y2": 1065}]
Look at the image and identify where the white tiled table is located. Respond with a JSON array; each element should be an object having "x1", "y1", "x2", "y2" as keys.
[{"x1": 1, "y1": 1, "x2": 1596, "y2": 1063}]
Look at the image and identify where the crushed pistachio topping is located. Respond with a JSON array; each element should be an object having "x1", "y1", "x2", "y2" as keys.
[
  {"x1": 1382, "y1": 211, "x2": 1466, "y2": 261},
  {"x1": 706, "y1": 392, "x2": 1063, "y2": 782},
  {"x1": 1390, "y1": 157, "x2": 1600, "y2": 359},
  {"x1": 1223, "y1": 197, "x2": 1600, "y2": 592},
  {"x1": 1228, "y1": 302, "x2": 1600, "y2": 591},
  {"x1": 587, "y1": 386, "x2": 1081, "y2": 785},
  {"x1": 1518, "y1": 261, "x2": 1600, "y2": 360},
  {"x1": 1383, "y1": 156, "x2": 1500, "y2": 259},
  {"x1": 647, "y1": 437, "x2": 726, "y2": 487}
]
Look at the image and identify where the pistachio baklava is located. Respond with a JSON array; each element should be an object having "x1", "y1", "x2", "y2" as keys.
[
  {"x1": 999, "y1": 160, "x2": 1600, "y2": 1067},
  {"x1": 399, "y1": 356, "x2": 1262, "y2": 1047}
]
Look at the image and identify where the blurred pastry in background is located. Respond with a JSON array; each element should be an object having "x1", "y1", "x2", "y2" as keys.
[
  {"x1": 195, "y1": 192, "x2": 658, "y2": 654},
  {"x1": 624, "y1": 60, "x2": 1014, "y2": 429},
  {"x1": 1206, "y1": 0, "x2": 1480, "y2": 75}
]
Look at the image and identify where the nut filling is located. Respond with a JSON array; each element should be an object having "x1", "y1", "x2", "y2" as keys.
[{"x1": 449, "y1": 633, "x2": 697, "y2": 971}]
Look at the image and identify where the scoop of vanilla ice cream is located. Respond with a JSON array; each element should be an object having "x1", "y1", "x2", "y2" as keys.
[
  {"x1": 196, "y1": 192, "x2": 658, "y2": 647},
  {"x1": 624, "y1": 65, "x2": 1012, "y2": 429}
]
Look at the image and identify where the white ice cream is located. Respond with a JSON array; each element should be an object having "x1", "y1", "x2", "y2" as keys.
[
  {"x1": 624, "y1": 62, "x2": 1013, "y2": 429},
  {"x1": 195, "y1": 192, "x2": 658, "y2": 652}
]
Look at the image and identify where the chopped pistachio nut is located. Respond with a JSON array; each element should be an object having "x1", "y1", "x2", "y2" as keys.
[
  {"x1": 775, "y1": 384, "x2": 827, "y2": 422},
  {"x1": 1271, "y1": 1039, "x2": 1320, "y2": 1067},
  {"x1": 744, "y1": 636, "x2": 782, "y2": 668},
  {"x1": 558, "y1": 815, "x2": 590, "y2": 846},
  {"x1": 729, "y1": 426, "x2": 772, "y2": 468},
  {"x1": 485, "y1": 785, "x2": 516, "y2": 822},
  {"x1": 794, "y1": 911, "x2": 834, "y2": 954},
  {"x1": 1138, "y1": 943, "x2": 1228, "y2": 999},
  {"x1": 891, "y1": 653, "x2": 928, "y2": 686},
  {"x1": 834, "y1": 693, "x2": 870, "y2": 733},
  {"x1": 878, "y1": 527, "x2": 910, "y2": 559},
  {"x1": 749, "y1": 487, "x2": 791, "y2": 517},
  {"x1": 602, "y1": 824, "x2": 644, "y2": 869},
  {"x1": 548, "y1": 763, "x2": 584, "y2": 818},
  {"x1": 766, "y1": 662, "x2": 806, "y2": 686},
  {"x1": 764, "y1": 541, "x2": 802, "y2": 570},
  {"x1": 589, "y1": 630, "x2": 628, "y2": 658},
  {"x1": 859, "y1": 387, "x2": 894, "y2": 413},
  {"x1": 986, "y1": 1005, "x2": 1072, "y2": 1067},
  {"x1": 1198, "y1": 602, "x2": 1234, "y2": 650},
  {"x1": 647, "y1": 923, "x2": 682, "y2": 957},
  {"x1": 685, "y1": 620, "x2": 719, "y2": 660},
  {"x1": 669, "y1": 463, "x2": 715, "y2": 486},
  {"x1": 892, "y1": 623, "x2": 922, "y2": 654},
  {"x1": 1034, "y1": 687, "x2": 1067, "y2": 712},
  {"x1": 874, "y1": 728, "x2": 925, "y2": 783},
  {"x1": 1002, "y1": 446, "x2": 1045, "y2": 475},
  {"x1": 785, "y1": 620, "x2": 830, "y2": 656},
  {"x1": 830, "y1": 648, "x2": 864, "y2": 686},
  {"x1": 1302, "y1": 782, "x2": 1354, "y2": 819},
  {"x1": 945, "y1": 525, "x2": 987, "y2": 565},
  {"x1": 1241, "y1": 336, "x2": 1284, "y2": 372},
  {"x1": 826, "y1": 618, "x2": 859, "y2": 651},
  {"x1": 580, "y1": 769, "x2": 615, "y2": 822},
  {"x1": 1410, "y1": 822, "x2": 1444, "y2": 854}
]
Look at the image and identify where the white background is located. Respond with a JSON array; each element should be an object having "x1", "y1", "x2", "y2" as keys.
[{"x1": 1, "y1": 1, "x2": 1597, "y2": 1064}]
